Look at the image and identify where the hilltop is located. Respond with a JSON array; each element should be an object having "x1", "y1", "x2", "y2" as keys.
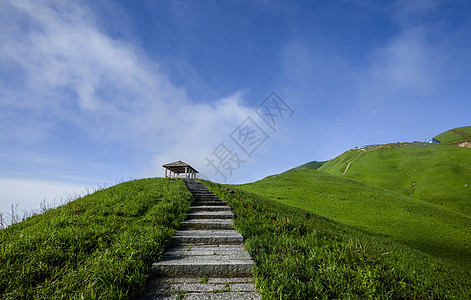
[{"x1": 434, "y1": 126, "x2": 471, "y2": 147}]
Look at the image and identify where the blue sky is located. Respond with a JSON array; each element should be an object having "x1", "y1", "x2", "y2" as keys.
[{"x1": 1, "y1": 0, "x2": 470, "y2": 217}]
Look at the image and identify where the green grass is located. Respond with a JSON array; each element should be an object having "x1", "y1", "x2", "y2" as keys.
[
  {"x1": 238, "y1": 169, "x2": 471, "y2": 268},
  {"x1": 318, "y1": 143, "x2": 471, "y2": 216},
  {"x1": 0, "y1": 178, "x2": 192, "y2": 299},
  {"x1": 202, "y1": 180, "x2": 471, "y2": 299},
  {"x1": 285, "y1": 161, "x2": 327, "y2": 172},
  {"x1": 434, "y1": 126, "x2": 471, "y2": 144}
]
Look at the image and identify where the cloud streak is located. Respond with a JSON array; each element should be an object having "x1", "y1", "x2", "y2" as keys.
[{"x1": 0, "y1": 0, "x2": 252, "y2": 180}]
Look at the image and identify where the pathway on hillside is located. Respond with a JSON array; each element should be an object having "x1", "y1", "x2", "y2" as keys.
[
  {"x1": 138, "y1": 179, "x2": 260, "y2": 300},
  {"x1": 451, "y1": 129, "x2": 469, "y2": 140},
  {"x1": 343, "y1": 153, "x2": 362, "y2": 175}
]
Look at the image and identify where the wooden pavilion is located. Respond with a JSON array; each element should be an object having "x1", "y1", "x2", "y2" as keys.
[{"x1": 162, "y1": 161, "x2": 199, "y2": 178}]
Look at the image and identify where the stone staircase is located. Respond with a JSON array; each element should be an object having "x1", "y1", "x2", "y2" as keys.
[{"x1": 138, "y1": 179, "x2": 260, "y2": 299}]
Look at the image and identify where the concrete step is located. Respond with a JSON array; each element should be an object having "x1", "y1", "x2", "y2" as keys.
[
  {"x1": 171, "y1": 230, "x2": 244, "y2": 245},
  {"x1": 186, "y1": 211, "x2": 234, "y2": 219},
  {"x1": 152, "y1": 257, "x2": 254, "y2": 277},
  {"x1": 155, "y1": 277, "x2": 254, "y2": 284},
  {"x1": 180, "y1": 219, "x2": 234, "y2": 230},
  {"x1": 192, "y1": 196, "x2": 221, "y2": 201},
  {"x1": 140, "y1": 277, "x2": 259, "y2": 300},
  {"x1": 193, "y1": 198, "x2": 221, "y2": 202},
  {"x1": 145, "y1": 282, "x2": 256, "y2": 293},
  {"x1": 163, "y1": 245, "x2": 250, "y2": 258},
  {"x1": 193, "y1": 201, "x2": 228, "y2": 206},
  {"x1": 140, "y1": 291, "x2": 261, "y2": 300},
  {"x1": 190, "y1": 206, "x2": 231, "y2": 212}
]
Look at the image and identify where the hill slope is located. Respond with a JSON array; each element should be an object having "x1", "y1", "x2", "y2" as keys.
[
  {"x1": 239, "y1": 169, "x2": 471, "y2": 268},
  {"x1": 318, "y1": 143, "x2": 471, "y2": 216},
  {"x1": 285, "y1": 160, "x2": 326, "y2": 172},
  {"x1": 206, "y1": 180, "x2": 471, "y2": 299},
  {"x1": 0, "y1": 178, "x2": 192, "y2": 299},
  {"x1": 434, "y1": 125, "x2": 471, "y2": 145}
]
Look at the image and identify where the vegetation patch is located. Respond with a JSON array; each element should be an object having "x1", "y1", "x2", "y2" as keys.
[
  {"x1": 0, "y1": 178, "x2": 192, "y2": 299},
  {"x1": 434, "y1": 126, "x2": 471, "y2": 145},
  {"x1": 319, "y1": 143, "x2": 471, "y2": 216},
  {"x1": 202, "y1": 180, "x2": 471, "y2": 299},
  {"x1": 239, "y1": 169, "x2": 471, "y2": 267}
]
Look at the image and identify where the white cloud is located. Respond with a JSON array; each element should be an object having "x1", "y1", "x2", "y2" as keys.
[
  {"x1": 367, "y1": 28, "x2": 437, "y2": 95},
  {"x1": 0, "y1": 0, "x2": 252, "y2": 182}
]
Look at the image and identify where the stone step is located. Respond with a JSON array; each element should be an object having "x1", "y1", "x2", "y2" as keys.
[
  {"x1": 190, "y1": 206, "x2": 231, "y2": 212},
  {"x1": 140, "y1": 291, "x2": 261, "y2": 300},
  {"x1": 163, "y1": 245, "x2": 250, "y2": 258},
  {"x1": 155, "y1": 277, "x2": 254, "y2": 284},
  {"x1": 171, "y1": 230, "x2": 244, "y2": 245},
  {"x1": 186, "y1": 211, "x2": 234, "y2": 219},
  {"x1": 193, "y1": 201, "x2": 227, "y2": 206},
  {"x1": 180, "y1": 219, "x2": 234, "y2": 230},
  {"x1": 192, "y1": 196, "x2": 221, "y2": 201},
  {"x1": 142, "y1": 276, "x2": 256, "y2": 292},
  {"x1": 139, "y1": 277, "x2": 261, "y2": 299},
  {"x1": 161, "y1": 253, "x2": 253, "y2": 262},
  {"x1": 152, "y1": 258, "x2": 254, "y2": 277}
]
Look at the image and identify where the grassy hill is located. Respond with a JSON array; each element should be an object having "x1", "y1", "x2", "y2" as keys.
[
  {"x1": 0, "y1": 178, "x2": 192, "y2": 299},
  {"x1": 318, "y1": 143, "x2": 471, "y2": 216},
  {"x1": 2, "y1": 174, "x2": 471, "y2": 298},
  {"x1": 239, "y1": 169, "x2": 471, "y2": 268},
  {"x1": 204, "y1": 180, "x2": 471, "y2": 299},
  {"x1": 434, "y1": 126, "x2": 471, "y2": 144},
  {"x1": 234, "y1": 126, "x2": 471, "y2": 297},
  {"x1": 2, "y1": 126, "x2": 470, "y2": 298}
]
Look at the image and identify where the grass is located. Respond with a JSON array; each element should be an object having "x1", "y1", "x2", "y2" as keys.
[
  {"x1": 434, "y1": 126, "x2": 471, "y2": 144},
  {"x1": 285, "y1": 161, "x2": 327, "y2": 172},
  {"x1": 318, "y1": 143, "x2": 471, "y2": 216},
  {"x1": 238, "y1": 169, "x2": 471, "y2": 268},
  {"x1": 202, "y1": 180, "x2": 471, "y2": 299},
  {"x1": 0, "y1": 178, "x2": 192, "y2": 299}
]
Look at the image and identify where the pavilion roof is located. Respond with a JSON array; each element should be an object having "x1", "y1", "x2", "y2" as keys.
[{"x1": 162, "y1": 161, "x2": 199, "y2": 173}]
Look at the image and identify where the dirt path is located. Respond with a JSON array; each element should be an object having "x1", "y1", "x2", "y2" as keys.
[{"x1": 343, "y1": 154, "x2": 362, "y2": 175}]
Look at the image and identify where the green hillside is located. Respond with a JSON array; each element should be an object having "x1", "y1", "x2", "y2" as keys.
[
  {"x1": 318, "y1": 143, "x2": 471, "y2": 216},
  {"x1": 285, "y1": 160, "x2": 327, "y2": 172},
  {"x1": 434, "y1": 126, "x2": 471, "y2": 144},
  {"x1": 3, "y1": 174, "x2": 471, "y2": 298},
  {"x1": 0, "y1": 178, "x2": 192, "y2": 299},
  {"x1": 205, "y1": 180, "x2": 471, "y2": 299},
  {"x1": 239, "y1": 169, "x2": 471, "y2": 268}
]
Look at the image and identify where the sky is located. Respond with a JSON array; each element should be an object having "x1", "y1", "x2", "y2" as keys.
[{"x1": 1, "y1": 0, "x2": 471, "y2": 219}]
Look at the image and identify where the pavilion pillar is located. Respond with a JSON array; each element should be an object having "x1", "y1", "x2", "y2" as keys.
[{"x1": 165, "y1": 168, "x2": 168, "y2": 178}]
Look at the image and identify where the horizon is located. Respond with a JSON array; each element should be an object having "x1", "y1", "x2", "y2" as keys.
[{"x1": 1, "y1": 0, "x2": 471, "y2": 217}]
